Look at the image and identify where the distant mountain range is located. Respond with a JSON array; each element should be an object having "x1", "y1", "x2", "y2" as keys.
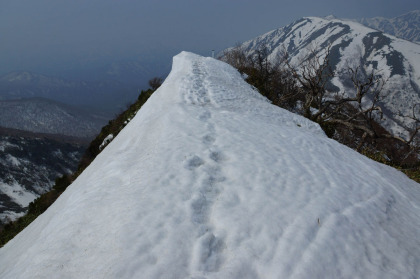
[
  {"x1": 354, "y1": 10, "x2": 420, "y2": 44},
  {"x1": 0, "y1": 127, "x2": 87, "y2": 223},
  {"x1": 231, "y1": 15, "x2": 420, "y2": 140},
  {"x1": 0, "y1": 98, "x2": 108, "y2": 139},
  {"x1": 0, "y1": 71, "x2": 137, "y2": 115}
]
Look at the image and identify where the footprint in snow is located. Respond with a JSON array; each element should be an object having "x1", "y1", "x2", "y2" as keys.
[
  {"x1": 209, "y1": 151, "x2": 227, "y2": 163},
  {"x1": 192, "y1": 232, "x2": 226, "y2": 272},
  {"x1": 185, "y1": 155, "x2": 205, "y2": 170},
  {"x1": 199, "y1": 111, "x2": 211, "y2": 121},
  {"x1": 202, "y1": 134, "x2": 216, "y2": 145},
  {"x1": 190, "y1": 195, "x2": 209, "y2": 224}
]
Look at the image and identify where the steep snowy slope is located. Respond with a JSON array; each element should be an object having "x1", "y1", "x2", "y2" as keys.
[
  {"x1": 0, "y1": 52, "x2": 418, "y2": 279},
  {"x1": 235, "y1": 16, "x2": 420, "y2": 139}
]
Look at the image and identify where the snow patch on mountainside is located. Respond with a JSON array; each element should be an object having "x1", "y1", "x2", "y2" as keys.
[
  {"x1": 0, "y1": 52, "x2": 418, "y2": 279},
  {"x1": 99, "y1": 134, "x2": 114, "y2": 150},
  {"x1": 0, "y1": 181, "x2": 37, "y2": 208}
]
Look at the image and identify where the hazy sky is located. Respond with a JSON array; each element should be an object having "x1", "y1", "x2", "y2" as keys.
[{"x1": 0, "y1": 0, "x2": 419, "y2": 77}]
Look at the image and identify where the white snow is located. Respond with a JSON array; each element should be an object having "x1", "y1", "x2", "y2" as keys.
[
  {"x1": 5, "y1": 154, "x2": 21, "y2": 167},
  {"x1": 0, "y1": 181, "x2": 37, "y2": 208},
  {"x1": 0, "y1": 140, "x2": 20, "y2": 152},
  {"x1": 99, "y1": 134, "x2": 114, "y2": 150},
  {"x1": 394, "y1": 37, "x2": 420, "y2": 82},
  {"x1": 0, "y1": 52, "x2": 419, "y2": 279}
]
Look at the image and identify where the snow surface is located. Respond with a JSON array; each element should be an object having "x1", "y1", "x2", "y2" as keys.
[{"x1": 0, "y1": 52, "x2": 419, "y2": 279}]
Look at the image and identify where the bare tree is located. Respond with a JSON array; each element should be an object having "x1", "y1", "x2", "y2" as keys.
[
  {"x1": 284, "y1": 45, "x2": 419, "y2": 148},
  {"x1": 284, "y1": 45, "x2": 334, "y2": 119},
  {"x1": 221, "y1": 44, "x2": 300, "y2": 109},
  {"x1": 396, "y1": 104, "x2": 420, "y2": 145},
  {"x1": 220, "y1": 43, "x2": 250, "y2": 72},
  {"x1": 221, "y1": 42, "x2": 419, "y2": 166}
]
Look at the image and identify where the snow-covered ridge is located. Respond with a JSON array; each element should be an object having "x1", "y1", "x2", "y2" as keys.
[{"x1": 0, "y1": 52, "x2": 418, "y2": 278}]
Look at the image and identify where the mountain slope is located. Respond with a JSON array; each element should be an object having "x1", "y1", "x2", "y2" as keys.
[
  {"x1": 0, "y1": 127, "x2": 87, "y2": 223},
  {"x1": 355, "y1": 10, "x2": 420, "y2": 44},
  {"x1": 0, "y1": 52, "x2": 418, "y2": 279},
  {"x1": 236, "y1": 16, "x2": 420, "y2": 139}
]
